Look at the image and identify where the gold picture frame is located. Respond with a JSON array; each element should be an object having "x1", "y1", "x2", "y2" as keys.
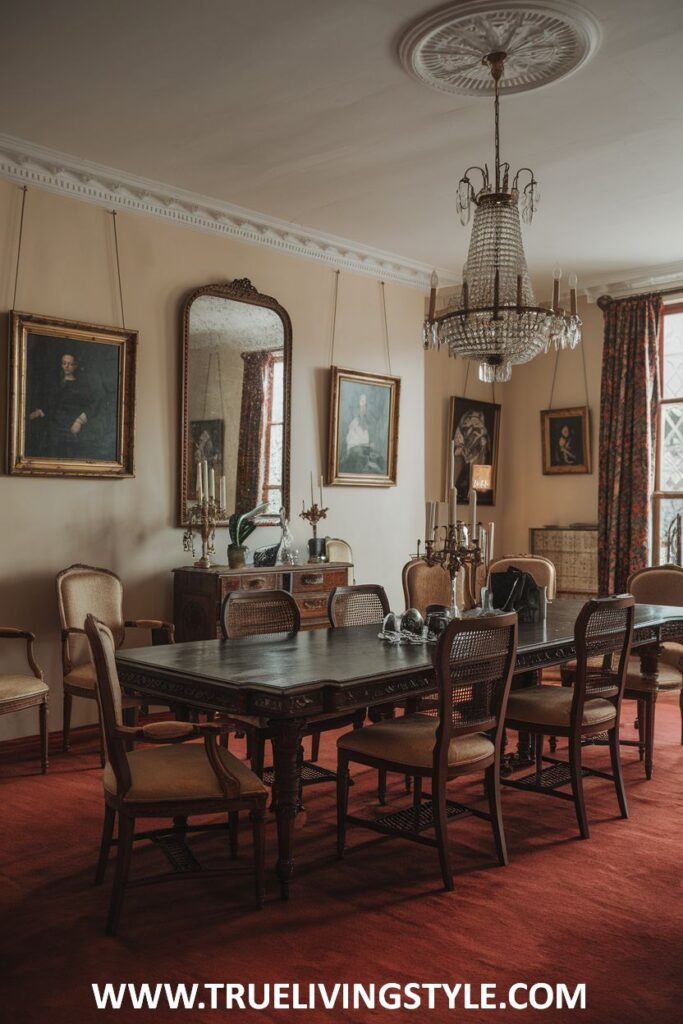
[
  {"x1": 541, "y1": 406, "x2": 592, "y2": 475},
  {"x1": 327, "y1": 366, "x2": 400, "y2": 487},
  {"x1": 8, "y1": 311, "x2": 137, "y2": 478}
]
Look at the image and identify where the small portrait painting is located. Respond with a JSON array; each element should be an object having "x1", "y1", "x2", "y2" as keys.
[
  {"x1": 9, "y1": 312, "x2": 136, "y2": 478},
  {"x1": 328, "y1": 367, "x2": 400, "y2": 486},
  {"x1": 447, "y1": 396, "x2": 501, "y2": 505},
  {"x1": 541, "y1": 407, "x2": 592, "y2": 475}
]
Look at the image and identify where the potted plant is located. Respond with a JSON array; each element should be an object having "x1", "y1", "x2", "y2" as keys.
[{"x1": 227, "y1": 502, "x2": 268, "y2": 568}]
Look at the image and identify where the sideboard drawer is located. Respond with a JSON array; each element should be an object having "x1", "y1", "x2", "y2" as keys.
[
  {"x1": 292, "y1": 568, "x2": 348, "y2": 593},
  {"x1": 221, "y1": 572, "x2": 282, "y2": 596},
  {"x1": 296, "y1": 594, "x2": 329, "y2": 622}
]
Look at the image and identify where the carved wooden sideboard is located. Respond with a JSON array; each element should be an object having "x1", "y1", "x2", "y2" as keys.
[{"x1": 172, "y1": 562, "x2": 353, "y2": 642}]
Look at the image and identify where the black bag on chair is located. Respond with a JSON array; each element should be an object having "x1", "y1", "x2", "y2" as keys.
[{"x1": 489, "y1": 567, "x2": 542, "y2": 624}]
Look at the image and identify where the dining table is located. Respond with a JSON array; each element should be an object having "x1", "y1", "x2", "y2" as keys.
[{"x1": 116, "y1": 599, "x2": 683, "y2": 898}]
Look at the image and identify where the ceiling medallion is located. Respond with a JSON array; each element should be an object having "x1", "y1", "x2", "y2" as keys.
[{"x1": 398, "y1": 1, "x2": 601, "y2": 96}]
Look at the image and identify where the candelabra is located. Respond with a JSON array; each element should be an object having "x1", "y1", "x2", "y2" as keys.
[
  {"x1": 183, "y1": 496, "x2": 226, "y2": 569},
  {"x1": 421, "y1": 523, "x2": 484, "y2": 615},
  {"x1": 299, "y1": 501, "x2": 328, "y2": 563}
]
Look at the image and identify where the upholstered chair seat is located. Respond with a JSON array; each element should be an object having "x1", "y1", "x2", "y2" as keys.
[
  {"x1": 0, "y1": 673, "x2": 48, "y2": 704},
  {"x1": 0, "y1": 627, "x2": 49, "y2": 773},
  {"x1": 507, "y1": 687, "x2": 617, "y2": 729},
  {"x1": 624, "y1": 658, "x2": 682, "y2": 692},
  {"x1": 338, "y1": 717, "x2": 494, "y2": 771}
]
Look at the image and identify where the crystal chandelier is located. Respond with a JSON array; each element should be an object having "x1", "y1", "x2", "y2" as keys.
[{"x1": 423, "y1": 51, "x2": 582, "y2": 383}]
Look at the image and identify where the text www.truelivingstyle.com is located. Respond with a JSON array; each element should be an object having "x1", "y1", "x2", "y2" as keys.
[{"x1": 91, "y1": 981, "x2": 586, "y2": 1012}]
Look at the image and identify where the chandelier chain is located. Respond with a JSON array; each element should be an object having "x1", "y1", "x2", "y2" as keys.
[{"x1": 12, "y1": 186, "x2": 28, "y2": 310}]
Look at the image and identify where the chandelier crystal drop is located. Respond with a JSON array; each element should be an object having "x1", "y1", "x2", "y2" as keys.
[{"x1": 423, "y1": 51, "x2": 582, "y2": 383}]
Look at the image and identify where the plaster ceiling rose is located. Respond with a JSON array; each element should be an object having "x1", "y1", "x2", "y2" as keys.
[{"x1": 398, "y1": 0, "x2": 602, "y2": 96}]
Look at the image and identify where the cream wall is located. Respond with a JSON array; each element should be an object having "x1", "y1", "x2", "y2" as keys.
[{"x1": 0, "y1": 179, "x2": 425, "y2": 741}]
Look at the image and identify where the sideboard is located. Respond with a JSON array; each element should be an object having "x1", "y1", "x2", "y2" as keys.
[{"x1": 172, "y1": 562, "x2": 353, "y2": 641}]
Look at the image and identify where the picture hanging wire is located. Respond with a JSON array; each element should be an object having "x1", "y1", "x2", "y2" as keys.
[
  {"x1": 328, "y1": 269, "x2": 340, "y2": 367},
  {"x1": 12, "y1": 186, "x2": 28, "y2": 310},
  {"x1": 548, "y1": 339, "x2": 589, "y2": 410},
  {"x1": 111, "y1": 210, "x2": 126, "y2": 329},
  {"x1": 380, "y1": 281, "x2": 392, "y2": 375}
]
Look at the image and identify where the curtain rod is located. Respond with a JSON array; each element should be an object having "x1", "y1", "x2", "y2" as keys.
[{"x1": 597, "y1": 285, "x2": 683, "y2": 309}]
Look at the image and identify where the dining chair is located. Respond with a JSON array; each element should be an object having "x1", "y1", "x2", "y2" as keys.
[
  {"x1": 402, "y1": 559, "x2": 450, "y2": 616},
  {"x1": 0, "y1": 627, "x2": 49, "y2": 773},
  {"x1": 56, "y1": 564, "x2": 175, "y2": 765},
  {"x1": 488, "y1": 554, "x2": 557, "y2": 601},
  {"x1": 221, "y1": 589, "x2": 363, "y2": 796},
  {"x1": 336, "y1": 612, "x2": 518, "y2": 890},
  {"x1": 504, "y1": 594, "x2": 634, "y2": 839},
  {"x1": 85, "y1": 614, "x2": 267, "y2": 936},
  {"x1": 325, "y1": 538, "x2": 355, "y2": 583}
]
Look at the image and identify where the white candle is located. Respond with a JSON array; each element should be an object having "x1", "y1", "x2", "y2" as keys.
[
  {"x1": 196, "y1": 463, "x2": 203, "y2": 503},
  {"x1": 450, "y1": 440, "x2": 455, "y2": 489},
  {"x1": 425, "y1": 501, "x2": 432, "y2": 541},
  {"x1": 310, "y1": 471, "x2": 315, "y2": 507},
  {"x1": 319, "y1": 475, "x2": 324, "y2": 508},
  {"x1": 470, "y1": 487, "x2": 478, "y2": 541},
  {"x1": 202, "y1": 460, "x2": 209, "y2": 502},
  {"x1": 488, "y1": 522, "x2": 495, "y2": 561},
  {"x1": 433, "y1": 502, "x2": 439, "y2": 538},
  {"x1": 448, "y1": 487, "x2": 458, "y2": 527},
  {"x1": 209, "y1": 467, "x2": 215, "y2": 501},
  {"x1": 220, "y1": 476, "x2": 226, "y2": 509}
]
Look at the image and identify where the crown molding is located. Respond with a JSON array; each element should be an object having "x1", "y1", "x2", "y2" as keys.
[
  {"x1": 582, "y1": 260, "x2": 683, "y2": 303},
  {"x1": 0, "y1": 133, "x2": 453, "y2": 290}
]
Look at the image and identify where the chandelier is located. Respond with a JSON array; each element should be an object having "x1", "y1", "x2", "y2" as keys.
[{"x1": 423, "y1": 51, "x2": 582, "y2": 383}]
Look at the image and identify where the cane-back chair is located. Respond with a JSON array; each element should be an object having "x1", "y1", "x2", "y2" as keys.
[
  {"x1": 56, "y1": 564, "x2": 174, "y2": 765},
  {"x1": 325, "y1": 538, "x2": 355, "y2": 583},
  {"x1": 328, "y1": 584, "x2": 390, "y2": 628},
  {"x1": 85, "y1": 614, "x2": 267, "y2": 936},
  {"x1": 505, "y1": 595, "x2": 634, "y2": 839},
  {"x1": 0, "y1": 627, "x2": 49, "y2": 773},
  {"x1": 401, "y1": 559, "x2": 451, "y2": 617},
  {"x1": 488, "y1": 554, "x2": 557, "y2": 601},
  {"x1": 337, "y1": 613, "x2": 518, "y2": 890}
]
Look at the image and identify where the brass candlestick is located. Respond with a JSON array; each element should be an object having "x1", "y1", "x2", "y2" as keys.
[
  {"x1": 299, "y1": 501, "x2": 328, "y2": 563},
  {"x1": 422, "y1": 522, "x2": 483, "y2": 614},
  {"x1": 183, "y1": 497, "x2": 226, "y2": 569}
]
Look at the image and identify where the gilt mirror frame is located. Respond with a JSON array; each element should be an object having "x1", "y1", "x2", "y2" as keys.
[{"x1": 179, "y1": 277, "x2": 292, "y2": 527}]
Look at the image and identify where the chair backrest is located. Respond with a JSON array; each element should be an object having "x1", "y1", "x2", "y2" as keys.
[
  {"x1": 328, "y1": 584, "x2": 389, "y2": 627},
  {"x1": 429, "y1": 614, "x2": 517, "y2": 770},
  {"x1": 222, "y1": 589, "x2": 300, "y2": 639},
  {"x1": 56, "y1": 564, "x2": 126, "y2": 667},
  {"x1": 572, "y1": 594, "x2": 634, "y2": 715},
  {"x1": 84, "y1": 614, "x2": 131, "y2": 794},
  {"x1": 402, "y1": 559, "x2": 451, "y2": 616},
  {"x1": 627, "y1": 564, "x2": 683, "y2": 606},
  {"x1": 489, "y1": 555, "x2": 557, "y2": 601},
  {"x1": 325, "y1": 538, "x2": 355, "y2": 583}
]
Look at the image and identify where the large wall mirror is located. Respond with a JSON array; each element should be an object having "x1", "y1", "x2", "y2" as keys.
[{"x1": 179, "y1": 278, "x2": 292, "y2": 526}]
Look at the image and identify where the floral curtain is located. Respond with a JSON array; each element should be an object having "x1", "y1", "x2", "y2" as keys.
[
  {"x1": 598, "y1": 294, "x2": 662, "y2": 594},
  {"x1": 235, "y1": 351, "x2": 272, "y2": 515}
]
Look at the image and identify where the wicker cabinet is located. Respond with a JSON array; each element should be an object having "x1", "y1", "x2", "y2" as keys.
[
  {"x1": 173, "y1": 563, "x2": 352, "y2": 641},
  {"x1": 529, "y1": 527, "x2": 598, "y2": 596}
]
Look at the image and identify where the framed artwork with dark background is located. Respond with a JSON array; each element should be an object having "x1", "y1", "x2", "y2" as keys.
[
  {"x1": 541, "y1": 406, "x2": 592, "y2": 475},
  {"x1": 446, "y1": 395, "x2": 501, "y2": 505}
]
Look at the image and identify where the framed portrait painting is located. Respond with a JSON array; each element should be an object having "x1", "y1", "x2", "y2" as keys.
[
  {"x1": 541, "y1": 406, "x2": 592, "y2": 474},
  {"x1": 446, "y1": 395, "x2": 501, "y2": 505},
  {"x1": 8, "y1": 311, "x2": 137, "y2": 478},
  {"x1": 327, "y1": 367, "x2": 400, "y2": 486}
]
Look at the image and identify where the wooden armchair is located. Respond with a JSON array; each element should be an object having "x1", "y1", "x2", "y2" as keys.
[
  {"x1": 56, "y1": 564, "x2": 174, "y2": 765},
  {"x1": 85, "y1": 614, "x2": 266, "y2": 935},
  {"x1": 0, "y1": 627, "x2": 49, "y2": 773}
]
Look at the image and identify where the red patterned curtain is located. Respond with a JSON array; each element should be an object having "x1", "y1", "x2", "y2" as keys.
[
  {"x1": 235, "y1": 351, "x2": 272, "y2": 514},
  {"x1": 598, "y1": 294, "x2": 662, "y2": 594}
]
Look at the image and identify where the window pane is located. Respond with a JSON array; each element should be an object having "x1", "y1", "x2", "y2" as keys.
[
  {"x1": 269, "y1": 424, "x2": 283, "y2": 485},
  {"x1": 264, "y1": 486, "x2": 281, "y2": 515},
  {"x1": 663, "y1": 312, "x2": 683, "y2": 399},
  {"x1": 656, "y1": 497, "x2": 683, "y2": 564},
  {"x1": 659, "y1": 403, "x2": 683, "y2": 491},
  {"x1": 271, "y1": 360, "x2": 284, "y2": 422}
]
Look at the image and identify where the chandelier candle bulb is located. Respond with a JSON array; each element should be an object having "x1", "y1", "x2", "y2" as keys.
[
  {"x1": 569, "y1": 272, "x2": 578, "y2": 316},
  {"x1": 553, "y1": 265, "x2": 562, "y2": 312},
  {"x1": 428, "y1": 270, "x2": 438, "y2": 320}
]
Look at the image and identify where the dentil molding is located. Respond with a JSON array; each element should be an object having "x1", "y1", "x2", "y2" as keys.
[{"x1": 0, "y1": 133, "x2": 449, "y2": 290}]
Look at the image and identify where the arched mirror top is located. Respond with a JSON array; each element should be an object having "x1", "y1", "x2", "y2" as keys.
[{"x1": 179, "y1": 278, "x2": 292, "y2": 528}]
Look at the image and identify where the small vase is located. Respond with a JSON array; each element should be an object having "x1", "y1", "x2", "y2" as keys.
[{"x1": 227, "y1": 544, "x2": 247, "y2": 569}]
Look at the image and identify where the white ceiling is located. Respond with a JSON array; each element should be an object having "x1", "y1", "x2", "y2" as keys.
[{"x1": 1, "y1": 0, "x2": 682, "y2": 287}]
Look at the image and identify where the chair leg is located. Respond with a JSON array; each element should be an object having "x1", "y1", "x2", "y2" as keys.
[
  {"x1": 62, "y1": 692, "x2": 72, "y2": 752},
  {"x1": 337, "y1": 752, "x2": 350, "y2": 857},
  {"x1": 568, "y1": 733, "x2": 589, "y2": 839},
  {"x1": 534, "y1": 734, "x2": 544, "y2": 776},
  {"x1": 637, "y1": 699, "x2": 645, "y2": 760},
  {"x1": 608, "y1": 727, "x2": 629, "y2": 820},
  {"x1": 251, "y1": 805, "x2": 265, "y2": 908},
  {"x1": 96, "y1": 804, "x2": 116, "y2": 885},
  {"x1": 106, "y1": 812, "x2": 134, "y2": 936},
  {"x1": 251, "y1": 733, "x2": 265, "y2": 779},
  {"x1": 412, "y1": 775, "x2": 422, "y2": 808},
  {"x1": 377, "y1": 768, "x2": 387, "y2": 805},
  {"x1": 644, "y1": 697, "x2": 656, "y2": 781},
  {"x1": 432, "y1": 780, "x2": 454, "y2": 891},
  {"x1": 310, "y1": 731, "x2": 321, "y2": 762},
  {"x1": 228, "y1": 811, "x2": 239, "y2": 859},
  {"x1": 39, "y1": 701, "x2": 49, "y2": 773},
  {"x1": 485, "y1": 763, "x2": 508, "y2": 866}
]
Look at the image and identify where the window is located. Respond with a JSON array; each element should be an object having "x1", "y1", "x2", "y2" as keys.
[
  {"x1": 260, "y1": 354, "x2": 284, "y2": 514},
  {"x1": 654, "y1": 303, "x2": 683, "y2": 563}
]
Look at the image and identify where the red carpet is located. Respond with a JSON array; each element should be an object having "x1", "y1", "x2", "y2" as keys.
[{"x1": 1, "y1": 696, "x2": 682, "y2": 1024}]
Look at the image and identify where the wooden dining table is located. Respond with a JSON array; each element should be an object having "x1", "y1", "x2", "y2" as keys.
[{"x1": 116, "y1": 599, "x2": 683, "y2": 898}]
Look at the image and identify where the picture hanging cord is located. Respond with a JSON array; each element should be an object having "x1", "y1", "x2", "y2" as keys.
[
  {"x1": 12, "y1": 186, "x2": 28, "y2": 310},
  {"x1": 111, "y1": 210, "x2": 126, "y2": 329},
  {"x1": 328, "y1": 269, "x2": 340, "y2": 367},
  {"x1": 380, "y1": 281, "x2": 392, "y2": 376},
  {"x1": 462, "y1": 361, "x2": 495, "y2": 403},
  {"x1": 202, "y1": 350, "x2": 226, "y2": 422},
  {"x1": 548, "y1": 341, "x2": 589, "y2": 410}
]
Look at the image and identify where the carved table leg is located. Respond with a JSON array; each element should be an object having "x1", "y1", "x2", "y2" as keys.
[
  {"x1": 269, "y1": 717, "x2": 307, "y2": 900},
  {"x1": 639, "y1": 642, "x2": 661, "y2": 782}
]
